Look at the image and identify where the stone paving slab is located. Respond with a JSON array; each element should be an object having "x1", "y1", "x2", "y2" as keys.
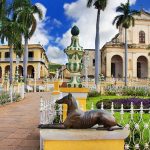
[{"x1": 0, "y1": 92, "x2": 51, "y2": 150}]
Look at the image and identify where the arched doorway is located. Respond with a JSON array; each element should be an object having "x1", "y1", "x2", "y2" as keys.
[
  {"x1": 27, "y1": 65, "x2": 34, "y2": 78},
  {"x1": 18, "y1": 66, "x2": 23, "y2": 76},
  {"x1": 111, "y1": 55, "x2": 123, "y2": 78},
  {"x1": 16, "y1": 65, "x2": 23, "y2": 76},
  {"x1": 5, "y1": 65, "x2": 10, "y2": 74},
  {"x1": 137, "y1": 56, "x2": 148, "y2": 78}
]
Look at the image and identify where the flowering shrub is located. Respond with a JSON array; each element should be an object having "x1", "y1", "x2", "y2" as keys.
[
  {"x1": 96, "y1": 98, "x2": 150, "y2": 110},
  {"x1": 105, "y1": 86, "x2": 150, "y2": 96}
]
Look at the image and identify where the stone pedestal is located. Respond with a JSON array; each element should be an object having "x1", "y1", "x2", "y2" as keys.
[{"x1": 40, "y1": 128, "x2": 129, "y2": 150}]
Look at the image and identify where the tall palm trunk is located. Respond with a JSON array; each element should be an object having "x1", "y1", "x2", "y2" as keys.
[
  {"x1": 125, "y1": 28, "x2": 128, "y2": 86},
  {"x1": 9, "y1": 44, "x2": 13, "y2": 84},
  {"x1": 95, "y1": 9, "x2": 100, "y2": 90},
  {"x1": 23, "y1": 37, "x2": 28, "y2": 85}
]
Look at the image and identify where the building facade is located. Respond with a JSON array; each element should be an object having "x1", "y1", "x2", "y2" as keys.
[
  {"x1": 0, "y1": 44, "x2": 49, "y2": 80},
  {"x1": 82, "y1": 10, "x2": 150, "y2": 79}
]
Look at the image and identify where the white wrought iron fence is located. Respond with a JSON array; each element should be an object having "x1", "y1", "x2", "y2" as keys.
[
  {"x1": 40, "y1": 96, "x2": 150, "y2": 150},
  {"x1": 40, "y1": 94, "x2": 63, "y2": 125},
  {"x1": 97, "y1": 102, "x2": 150, "y2": 150}
]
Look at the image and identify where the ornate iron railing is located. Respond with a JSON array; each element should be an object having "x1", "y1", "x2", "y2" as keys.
[
  {"x1": 40, "y1": 95, "x2": 63, "y2": 125},
  {"x1": 40, "y1": 97, "x2": 150, "y2": 150},
  {"x1": 96, "y1": 102, "x2": 150, "y2": 150}
]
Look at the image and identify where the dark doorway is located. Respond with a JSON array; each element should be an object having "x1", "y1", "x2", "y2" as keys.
[
  {"x1": 137, "y1": 62, "x2": 141, "y2": 78},
  {"x1": 137, "y1": 56, "x2": 148, "y2": 78},
  {"x1": 111, "y1": 63, "x2": 115, "y2": 77}
]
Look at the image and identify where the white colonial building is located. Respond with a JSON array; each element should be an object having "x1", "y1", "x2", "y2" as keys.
[
  {"x1": 101, "y1": 10, "x2": 150, "y2": 79},
  {"x1": 82, "y1": 10, "x2": 150, "y2": 80}
]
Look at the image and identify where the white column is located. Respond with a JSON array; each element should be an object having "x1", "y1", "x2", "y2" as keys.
[
  {"x1": 37, "y1": 63, "x2": 41, "y2": 79},
  {"x1": 106, "y1": 55, "x2": 111, "y2": 77},
  {"x1": 133, "y1": 54, "x2": 137, "y2": 78}
]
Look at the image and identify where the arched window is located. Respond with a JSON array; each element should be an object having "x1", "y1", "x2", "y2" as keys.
[{"x1": 139, "y1": 31, "x2": 145, "y2": 43}]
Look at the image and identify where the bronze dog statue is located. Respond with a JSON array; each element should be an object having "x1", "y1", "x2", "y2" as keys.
[{"x1": 56, "y1": 93, "x2": 121, "y2": 130}]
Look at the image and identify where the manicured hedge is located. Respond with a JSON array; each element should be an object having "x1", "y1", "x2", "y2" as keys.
[{"x1": 96, "y1": 97, "x2": 150, "y2": 110}]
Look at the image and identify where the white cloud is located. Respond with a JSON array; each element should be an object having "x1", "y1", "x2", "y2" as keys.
[
  {"x1": 53, "y1": 19, "x2": 62, "y2": 27},
  {"x1": 29, "y1": 3, "x2": 52, "y2": 46},
  {"x1": 29, "y1": 0, "x2": 137, "y2": 65},
  {"x1": 28, "y1": 3, "x2": 66, "y2": 64},
  {"x1": 58, "y1": 0, "x2": 137, "y2": 49},
  {"x1": 46, "y1": 45, "x2": 67, "y2": 64}
]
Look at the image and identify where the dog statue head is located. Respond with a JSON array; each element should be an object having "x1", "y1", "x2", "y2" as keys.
[{"x1": 56, "y1": 93, "x2": 73, "y2": 105}]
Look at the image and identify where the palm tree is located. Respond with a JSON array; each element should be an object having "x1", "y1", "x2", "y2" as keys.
[
  {"x1": 0, "y1": 0, "x2": 7, "y2": 31},
  {"x1": 0, "y1": 18, "x2": 23, "y2": 84},
  {"x1": 14, "y1": 38, "x2": 24, "y2": 58},
  {"x1": 13, "y1": 0, "x2": 43, "y2": 85},
  {"x1": 0, "y1": 0, "x2": 6, "y2": 19},
  {"x1": 87, "y1": 0, "x2": 107, "y2": 90},
  {"x1": 112, "y1": 0, "x2": 140, "y2": 86}
]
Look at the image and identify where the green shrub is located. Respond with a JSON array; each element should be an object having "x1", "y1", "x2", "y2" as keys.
[
  {"x1": 88, "y1": 91, "x2": 101, "y2": 97},
  {"x1": 0, "y1": 92, "x2": 21, "y2": 105},
  {"x1": 53, "y1": 103, "x2": 62, "y2": 124},
  {"x1": 105, "y1": 86, "x2": 150, "y2": 96},
  {"x1": 0, "y1": 92, "x2": 10, "y2": 105},
  {"x1": 105, "y1": 90, "x2": 117, "y2": 96},
  {"x1": 13, "y1": 93, "x2": 21, "y2": 102}
]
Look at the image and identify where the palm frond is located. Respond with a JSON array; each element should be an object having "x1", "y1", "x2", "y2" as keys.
[
  {"x1": 32, "y1": 5, "x2": 43, "y2": 20},
  {"x1": 87, "y1": 0, "x2": 93, "y2": 8},
  {"x1": 113, "y1": 0, "x2": 140, "y2": 29},
  {"x1": 14, "y1": 2, "x2": 43, "y2": 39},
  {"x1": 12, "y1": 0, "x2": 30, "y2": 10},
  {"x1": 112, "y1": 15, "x2": 119, "y2": 25},
  {"x1": 116, "y1": 15, "x2": 124, "y2": 28},
  {"x1": 116, "y1": 5, "x2": 124, "y2": 13},
  {"x1": 94, "y1": 0, "x2": 107, "y2": 10},
  {"x1": 28, "y1": 15, "x2": 36, "y2": 38}
]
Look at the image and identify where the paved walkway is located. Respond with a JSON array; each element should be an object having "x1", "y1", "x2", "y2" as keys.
[{"x1": 0, "y1": 92, "x2": 51, "y2": 150}]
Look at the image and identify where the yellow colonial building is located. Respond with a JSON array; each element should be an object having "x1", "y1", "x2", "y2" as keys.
[{"x1": 0, "y1": 44, "x2": 49, "y2": 81}]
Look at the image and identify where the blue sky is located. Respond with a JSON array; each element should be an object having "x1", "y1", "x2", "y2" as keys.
[
  {"x1": 32, "y1": 0, "x2": 150, "y2": 42},
  {"x1": 7, "y1": 0, "x2": 150, "y2": 64}
]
